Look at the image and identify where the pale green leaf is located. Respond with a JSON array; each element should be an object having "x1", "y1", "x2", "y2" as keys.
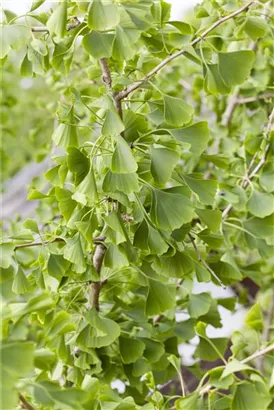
[
  {"x1": 150, "y1": 188, "x2": 195, "y2": 231},
  {"x1": 145, "y1": 279, "x2": 176, "y2": 315},
  {"x1": 87, "y1": 0, "x2": 119, "y2": 31},
  {"x1": 119, "y1": 337, "x2": 145, "y2": 364},
  {"x1": 12, "y1": 267, "x2": 30, "y2": 294},
  {"x1": 134, "y1": 220, "x2": 168, "y2": 255},
  {"x1": 188, "y1": 293, "x2": 211, "y2": 318},
  {"x1": 244, "y1": 17, "x2": 268, "y2": 40},
  {"x1": 47, "y1": 0, "x2": 67, "y2": 38},
  {"x1": 184, "y1": 174, "x2": 217, "y2": 205},
  {"x1": 102, "y1": 110, "x2": 125, "y2": 136},
  {"x1": 232, "y1": 383, "x2": 271, "y2": 410},
  {"x1": 218, "y1": 51, "x2": 254, "y2": 87},
  {"x1": 103, "y1": 170, "x2": 139, "y2": 194},
  {"x1": 247, "y1": 191, "x2": 274, "y2": 218},
  {"x1": 163, "y1": 94, "x2": 194, "y2": 127},
  {"x1": 0, "y1": 243, "x2": 14, "y2": 269},
  {"x1": 82, "y1": 31, "x2": 114, "y2": 59},
  {"x1": 150, "y1": 146, "x2": 179, "y2": 184},
  {"x1": 111, "y1": 135, "x2": 137, "y2": 173},
  {"x1": 245, "y1": 303, "x2": 263, "y2": 330},
  {"x1": 170, "y1": 122, "x2": 210, "y2": 156},
  {"x1": 195, "y1": 209, "x2": 222, "y2": 232}
]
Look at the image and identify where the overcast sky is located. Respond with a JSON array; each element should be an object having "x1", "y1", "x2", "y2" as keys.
[{"x1": 1, "y1": 0, "x2": 200, "y2": 19}]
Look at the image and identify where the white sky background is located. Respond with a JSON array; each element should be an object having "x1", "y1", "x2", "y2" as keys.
[{"x1": 1, "y1": 0, "x2": 200, "y2": 19}]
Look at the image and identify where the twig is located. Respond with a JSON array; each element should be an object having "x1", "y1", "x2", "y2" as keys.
[
  {"x1": 222, "y1": 107, "x2": 274, "y2": 218},
  {"x1": 221, "y1": 87, "x2": 240, "y2": 127},
  {"x1": 18, "y1": 393, "x2": 35, "y2": 410},
  {"x1": 188, "y1": 234, "x2": 225, "y2": 288},
  {"x1": 258, "y1": 292, "x2": 274, "y2": 371},
  {"x1": 199, "y1": 343, "x2": 274, "y2": 396},
  {"x1": 237, "y1": 92, "x2": 274, "y2": 104},
  {"x1": 14, "y1": 237, "x2": 64, "y2": 250},
  {"x1": 31, "y1": 19, "x2": 81, "y2": 33},
  {"x1": 117, "y1": 2, "x2": 254, "y2": 101},
  {"x1": 99, "y1": 58, "x2": 112, "y2": 88}
]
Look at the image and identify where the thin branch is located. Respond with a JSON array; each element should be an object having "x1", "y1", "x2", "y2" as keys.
[
  {"x1": 31, "y1": 18, "x2": 81, "y2": 33},
  {"x1": 99, "y1": 58, "x2": 112, "y2": 88},
  {"x1": 19, "y1": 393, "x2": 35, "y2": 410},
  {"x1": 14, "y1": 237, "x2": 64, "y2": 250},
  {"x1": 222, "y1": 107, "x2": 274, "y2": 218},
  {"x1": 200, "y1": 343, "x2": 274, "y2": 396},
  {"x1": 188, "y1": 234, "x2": 225, "y2": 288},
  {"x1": 258, "y1": 292, "x2": 274, "y2": 371},
  {"x1": 117, "y1": 2, "x2": 254, "y2": 101},
  {"x1": 237, "y1": 92, "x2": 274, "y2": 104}
]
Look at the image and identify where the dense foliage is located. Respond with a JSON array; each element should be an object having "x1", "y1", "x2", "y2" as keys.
[{"x1": 1, "y1": 1, "x2": 274, "y2": 409}]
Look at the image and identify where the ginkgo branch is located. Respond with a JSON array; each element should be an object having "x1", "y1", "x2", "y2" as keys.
[
  {"x1": 188, "y1": 234, "x2": 225, "y2": 289},
  {"x1": 222, "y1": 107, "x2": 274, "y2": 218},
  {"x1": 117, "y1": 1, "x2": 254, "y2": 101},
  {"x1": 18, "y1": 393, "x2": 35, "y2": 410},
  {"x1": 199, "y1": 343, "x2": 274, "y2": 396}
]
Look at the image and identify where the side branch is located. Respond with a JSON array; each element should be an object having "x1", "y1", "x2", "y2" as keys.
[
  {"x1": 117, "y1": 2, "x2": 254, "y2": 100},
  {"x1": 18, "y1": 393, "x2": 35, "y2": 410},
  {"x1": 222, "y1": 107, "x2": 274, "y2": 218},
  {"x1": 200, "y1": 343, "x2": 274, "y2": 396}
]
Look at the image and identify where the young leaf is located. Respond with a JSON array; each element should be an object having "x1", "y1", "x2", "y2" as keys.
[
  {"x1": 205, "y1": 63, "x2": 231, "y2": 95},
  {"x1": 218, "y1": 50, "x2": 254, "y2": 86},
  {"x1": 247, "y1": 191, "x2": 274, "y2": 218},
  {"x1": 134, "y1": 220, "x2": 169, "y2": 255},
  {"x1": 232, "y1": 382, "x2": 271, "y2": 410},
  {"x1": 245, "y1": 303, "x2": 263, "y2": 330},
  {"x1": 72, "y1": 166, "x2": 98, "y2": 205},
  {"x1": 119, "y1": 337, "x2": 145, "y2": 364},
  {"x1": 188, "y1": 293, "x2": 211, "y2": 318},
  {"x1": 243, "y1": 17, "x2": 268, "y2": 40},
  {"x1": 12, "y1": 267, "x2": 30, "y2": 294},
  {"x1": 184, "y1": 174, "x2": 217, "y2": 205},
  {"x1": 87, "y1": 0, "x2": 119, "y2": 31},
  {"x1": 145, "y1": 279, "x2": 176, "y2": 316},
  {"x1": 163, "y1": 94, "x2": 194, "y2": 127},
  {"x1": 47, "y1": 1, "x2": 67, "y2": 38},
  {"x1": 112, "y1": 26, "x2": 136, "y2": 61},
  {"x1": 195, "y1": 209, "x2": 222, "y2": 232},
  {"x1": 0, "y1": 242, "x2": 14, "y2": 269},
  {"x1": 150, "y1": 188, "x2": 194, "y2": 231},
  {"x1": 20, "y1": 53, "x2": 33, "y2": 77},
  {"x1": 111, "y1": 135, "x2": 137, "y2": 173},
  {"x1": 150, "y1": 146, "x2": 179, "y2": 184},
  {"x1": 52, "y1": 109, "x2": 78, "y2": 148},
  {"x1": 104, "y1": 243, "x2": 129, "y2": 269},
  {"x1": 170, "y1": 122, "x2": 210, "y2": 156},
  {"x1": 102, "y1": 110, "x2": 125, "y2": 136},
  {"x1": 103, "y1": 170, "x2": 139, "y2": 194},
  {"x1": 30, "y1": 0, "x2": 45, "y2": 12},
  {"x1": 82, "y1": 31, "x2": 114, "y2": 59}
]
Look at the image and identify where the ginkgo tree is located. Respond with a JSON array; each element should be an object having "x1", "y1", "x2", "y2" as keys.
[{"x1": 1, "y1": 0, "x2": 274, "y2": 409}]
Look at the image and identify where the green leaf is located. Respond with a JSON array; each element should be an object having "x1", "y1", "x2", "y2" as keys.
[
  {"x1": 52, "y1": 109, "x2": 78, "y2": 148},
  {"x1": 47, "y1": 0, "x2": 67, "y2": 38},
  {"x1": 67, "y1": 147, "x2": 89, "y2": 186},
  {"x1": 134, "y1": 220, "x2": 168, "y2": 255},
  {"x1": 82, "y1": 31, "x2": 114, "y2": 59},
  {"x1": 103, "y1": 170, "x2": 139, "y2": 194},
  {"x1": 47, "y1": 311, "x2": 76, "y2": 339},
  {"x1": 195, "y1": 263, "x2": 211, "y2": 282},
  {"x1": 30, "y1": 0, "x2": 45, "y2": 12},
  {"x1": 150, "y1": 188, "x2": 195, "y2": 231},
  {"x1": 1, "y1": 341, "x2": 35, "y2": 410},
  {"x1": 170, "y1": 122, "x2": 210, "y2": 156},
  {"x1": 244, "y1": 17, "x2": 268, "y2": 40},
  {"x1": 55, "y1": 188, "x2": 77, "y2": 222},
  {"x1": 78, "y1": 309, "x2": 120, "y2": 348},
  {"x1": 195, "y1": 336, "x2": 228, "y2": 361},
  {"x1": 72, "y1": 166, "x2": 98, "y2": 205},
  {"x1": 163, "y1": 94, "x2": 194, "y2": 127},
  {"x1": 247, "y1": 191, "x2": 274, "y2": 218},
  {"x1": 143, "y1": 339, "x2": 165, "y2": 363},
  {"x1": 12, "y1": 267, "x2": 30, "y2": 294},
  {"x1": 232, "y1": 382, "x2": 271, "y2": 410},
  {"x1": 119, "y1": 337, "x2": 145, "y2": 364},
  {"x1": 145, "y1": 279, "x2": 176, "y2": 316},
  {"x1": 205, "y1": 63, "x2": 231, "y2": 95},
  {"x1": 150, "y1": 146, "x2": 179, "y2": 184},
  {"x1": 87, "y1": 0, "x2": 119, "y2": 31},
  {"x1": 104, "y1": 243, "x2": 129, "y2": 269},
  {"x1": 112, "y1": 26, "x2": 136, "y2": 61},
  {"x1": 245, "y1": 303, "x2": 263, "y2": 330},
  {"x1": 104, "y1": 211, "x2": 127, "y2": 244},
  {"x1": 111, "y1": 135, "x2": 137, "y2": 173},
  {"x1": 47, "y1": 253, "x2": 70, "y2": 278},
  {"x1": 23, "y1": 218, "x2": 39, "y2": 234},
  {"x1": 175, "y1": 393, "x2": 199, "y2": 410},
  {"x1": 0, "y1": 25, "x2": 31, "y2": 59},
  {"x1": 63, "y1": 234, "x2": 86, "y2": 273},
  {"x1": 20, "y1": 53, "x2": 33, "y2": 77},
  {"x1": 218, "y1": 51, "x2": 254, "y2": 87},
  {"x1": 31, "y1": 38, "x2": 48, "y2": 56},
  {"x1": 203, "y1": 154, "x2": 230, "y2": 169},
  {"x1": 124, "y1": 110, "x2": 148, "y2": 142},
  {"x1": 102, "y1": 110, "x2": 125, "y2": 136},
  {"x1": 188, "y1": 293, "x2": 211, "y2": 318},
  {"x1": 0, "y1": 242, "x2": 14, "y2": 269},
  {"x1": 195, "y1": 209, "x2": 222, "y2": 232},
  {"x1": 153, "y1": 251, "x2": 194, "y2": 278},
  {"x1": 184, "y1": 174, "x2": 217, "y2": 205},
  {"x1": 221, "y1": 359, "x2": 252, "y2": 379},
  {"x1": 244, "y1": 214, "x2": 274, "y2": 239}
]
